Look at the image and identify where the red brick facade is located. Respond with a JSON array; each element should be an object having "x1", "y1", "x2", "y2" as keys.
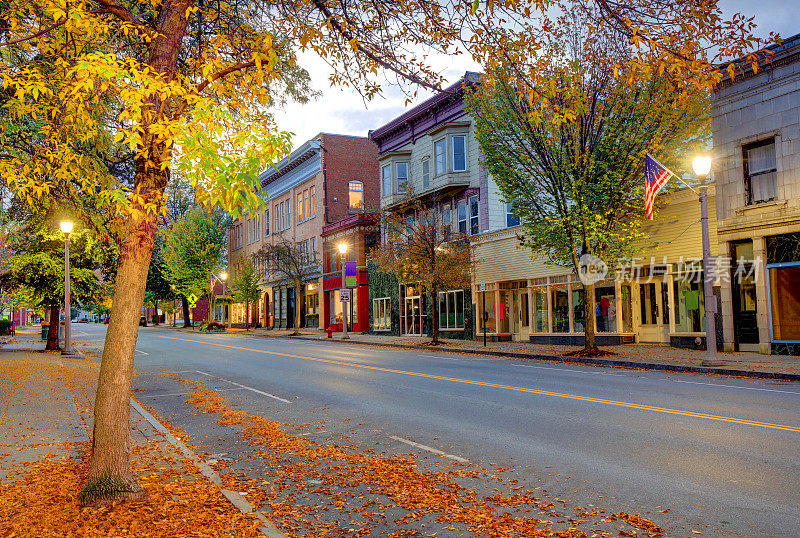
[{"x1": 320, "y1": 134, "x2": 379, "y2": 224}]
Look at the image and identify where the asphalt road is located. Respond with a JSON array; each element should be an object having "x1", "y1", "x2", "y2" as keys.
[{"x1": 75, "y1": 324, "x2": 800, "y2": 536}]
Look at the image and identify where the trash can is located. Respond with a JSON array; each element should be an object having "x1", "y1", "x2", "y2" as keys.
[{"x1": 41, "y1": 322, "x2": 49, "y2": 340}]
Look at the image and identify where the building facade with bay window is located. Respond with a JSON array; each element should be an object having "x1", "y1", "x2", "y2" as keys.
[
  {"x1": 713, "y1": 32, "x2": 800, "y2": 354},
  {"x1": 367, "y1": 72, "x2": 505, "y2": 338}
]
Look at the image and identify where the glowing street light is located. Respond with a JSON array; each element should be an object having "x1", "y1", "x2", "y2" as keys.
[{"x1": 692, "y1": 155, "x2": 722, "y2": 367}]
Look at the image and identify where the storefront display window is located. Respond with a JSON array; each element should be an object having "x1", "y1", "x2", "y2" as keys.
[
  {"x1": 479, "y1": 293, "x2": 496, "y2": 333},
  {"x1": 674, "y1": 278, "x2": 704, "y2": 332},
  {"x1": 373, "y1": 297, "x2": 391, "y2": 330},
  {"x1": 572, "y1": 288, "x2": 586, "y2": 332},
  {"x1": 532, "y1": 288, "x2": 548, "y2": 332},
  {"x1": 621, "y1": 285, "x2": 633, "y2": 333},
  {"x1": 552, "y1": 286, "x2": 569, "y2": 332},
  {"x1": 438, "y1": 290, "x2": 465, "y2": 330},
  {"x1": 594, "y1": 286, "x2": 616, "y2": 332},
  {"x1": 769, "y1": 265, "x2": 800, "y2": 341}
]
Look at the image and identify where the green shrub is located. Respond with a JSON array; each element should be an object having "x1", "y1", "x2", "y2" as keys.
[{"x1": 0, "y1": 319, "x2": 9, "y2": 335}]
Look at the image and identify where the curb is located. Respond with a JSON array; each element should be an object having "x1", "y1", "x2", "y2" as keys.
[
  {"x1": 226, "y1": 332, "x2": 800, "y2": 382},
  {"x1": 130, "y1": 398, "x2": 287, "y2": 538}
]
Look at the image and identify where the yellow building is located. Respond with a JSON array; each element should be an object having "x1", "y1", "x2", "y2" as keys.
[{"x1": 472, "y1": 186, "x2": 719, "y2": 348}]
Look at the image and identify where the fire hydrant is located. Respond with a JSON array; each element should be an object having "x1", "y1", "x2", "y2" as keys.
[{"x1": 326, "y1": 326, "x2": 333, "y2": 338}]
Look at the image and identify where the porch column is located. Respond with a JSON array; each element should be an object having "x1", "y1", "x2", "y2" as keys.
[
  {"x1": 668, "y1": 274, "x2": 676, "y2": 334},
  {"x1": 614, "y1": 279, "x2": 623, "y2": 334},
  {"x1": 494, "y1": 287, "x2": 501, "y2": 334},
  {"x1": 753, "y1": 236, "x2": 771, "y2": 354}
]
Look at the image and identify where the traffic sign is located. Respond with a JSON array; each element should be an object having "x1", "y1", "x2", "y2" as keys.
[
  {"x1": 187, "y1": 293, "x2": 198, "y2": 308},
  {"x1": 340, "y1": 289, "x2": 350, "y2": 302},
  {"x1": 480, "y1": 280, "x2": 486, "y2": 292}
]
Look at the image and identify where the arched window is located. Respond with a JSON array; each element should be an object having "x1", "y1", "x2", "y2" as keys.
[{"x1": 349, "y1": 180, "x2": 364, "y2": 211}]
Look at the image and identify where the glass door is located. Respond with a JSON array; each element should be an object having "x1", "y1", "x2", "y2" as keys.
[{"x1": 405, "y1": 296, "x2": 421, "y2": 335}]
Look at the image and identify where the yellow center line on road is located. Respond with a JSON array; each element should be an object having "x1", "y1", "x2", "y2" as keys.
[{"x1": 156, "y1": 335, "x2": 800, "y2": 433}]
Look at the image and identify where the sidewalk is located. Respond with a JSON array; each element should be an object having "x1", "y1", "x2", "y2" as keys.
[
  {"x1": 0, "y1": 333, "x2": 281, "y2": 536},
  {"x1": 180, "y1": 326, "x2": 800, "y2": 381}
]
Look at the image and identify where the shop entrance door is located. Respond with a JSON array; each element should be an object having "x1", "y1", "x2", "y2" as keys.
[
  {"x1": 404, "y1": 296, "x2": 422, "y2": 335},
  {"x1": 637, "y1": 280, "x2": 670, "y2": 343}
]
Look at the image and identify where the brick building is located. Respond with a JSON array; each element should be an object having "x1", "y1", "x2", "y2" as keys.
[{"x1": 227, "y1": 133, "x2": 378, "y2": 329}]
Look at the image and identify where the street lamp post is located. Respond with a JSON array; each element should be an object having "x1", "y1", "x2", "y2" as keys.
[
  {"x1": 220, "y1": 271, "x2": 229, "y2": 328},
  {"x1": 692, "y1": 156, "x2": 722, "y2": 367},
  {"x1": 60, "y1": 220, "x2": 74, "y2": 355},
  {"x1": 338, "y1": 243, "x2": 349, "y2": 340}
]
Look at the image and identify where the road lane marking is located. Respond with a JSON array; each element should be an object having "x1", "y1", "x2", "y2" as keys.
[
  {"x1": 673, "y1": 379, "x2": 800, "y2": 395},
  {"x1": 194, "y1": 370, "x2": 291, "y2": 404},
  {"x1": 147, "y1": 387, "x2": 248, "y2": 398},
  {"x1": 135, "y1": 349, "x2": 149, "y2": 355},
  {"x1": 155, "y1": 335, "x2": 800, "y2": 433},
  {"x1": 389, "y1": 435, "x2": 469, "y2": 463}
]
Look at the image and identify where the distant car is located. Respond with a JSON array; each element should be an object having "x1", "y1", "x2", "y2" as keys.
[{"x1": 139, "y1": 316, "x2": 147, "y2": 326}]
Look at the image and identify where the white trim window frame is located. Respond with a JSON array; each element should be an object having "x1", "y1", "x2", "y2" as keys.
[
  {"x1": 434, "y1": 137, "x2": 447, "y2": 175},
  {"x1": 451, "y1": 135, "x2": 467, "y2": 172},
  {"x1": 457, "y1": 199, "x2": 467, "y2": 235},
  {"x1": 373, "y1": 297, "x2": 391, "y2": 331},
  {"x1": 422, "y1": 158, "x2": 430, "y2": 190},
  {"x1": 468, "y1": 194, "x2": 479, "y2": 235},
  {"x1": 381, "y1": 164, "x2": 392, "y2": 196},
  {"x1": 438, "y1": 289, "x2": 465, "y2": 330},
  {"x1": 396, "y1": 162, "x2": 409, "y2": 193}
]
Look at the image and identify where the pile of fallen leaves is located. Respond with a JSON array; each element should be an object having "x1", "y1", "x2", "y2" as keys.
[
  {"x1": 0, "y1": 443, "x2": 263, "y2": 536},
  {"x1": 179, "y1": 378, "x2": 666, "y2": 537}
]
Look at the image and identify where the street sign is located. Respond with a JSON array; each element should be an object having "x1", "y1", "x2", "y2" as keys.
[
  {"x1": 340, "y1": 289, "x2": 350, "y2": 302},
  {"x1": 480, "y1": 280, "x2": 486, "y2": 292},
  {"x1": 345, "y1": 261, "x2": 357, "y2": 288},
  {"x1": 187, "y1": 293, "x2": 198, "y2": 308}
]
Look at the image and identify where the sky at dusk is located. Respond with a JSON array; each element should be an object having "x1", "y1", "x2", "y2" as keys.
[{"x1": 271, "y1": 2, "x2": 799, "y2": 150}]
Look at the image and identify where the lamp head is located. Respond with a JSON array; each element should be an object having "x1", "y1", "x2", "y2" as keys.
[
  {"x1": 692, "y1": 155, "x2": 712, "y2": 179},
  {"x1": 59, "y1": 221, "x2": 74, "y2": 234},
  {"x1": 220, "y1": 271, "x2": 228, "y2": 281},
  {"x1": 338, "y1": 243, "x2": 348, "y2": 255}
]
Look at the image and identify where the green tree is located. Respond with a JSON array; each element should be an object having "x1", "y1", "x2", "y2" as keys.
[
  {"x1": 162, "y1": 208, "x2": 229, "y2": 326},
  {"x1": 470, "y1": 36, "x2": 709, "y2": 353},
  {"x1": 230, "y1": 257, "x2": 261, "y2": 331},
  {"x1": 145, "y1": 235, "x2": 177, "y2": 326},
  {"x1": 372, "y1": 195, "x2": 473, "y2": 345},
  {"x1": 0, "y1": 223, "x2": 105, "y2": 349}
]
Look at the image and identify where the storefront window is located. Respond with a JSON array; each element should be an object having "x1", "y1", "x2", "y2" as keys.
[
  {"x1": 373, "y1": 297, "x2": 391, "y2": 330},
  {"x1": 640, "y1": 283, "x2": 658, "y2": 325},
  {"x1": 480, "y1": 293, "x2": 496, "y2": 333},
  {"x1": 621, "y1": 285, "x2": 633, "y2": 332},
  {"x1": 306, "y1": 289, "x2": 319, "y2": 315},
  {"x1": 769, "y1": 265, "x2": 800, "y2": 341},
  {"x1": 572, "y1": 287, "x2": 586, "y2": 332},
  {"x1": 674, "y1": 279, "x2": 704, "y2": 332},
  {"x1": 532, "y1": 288, "x2": 548, "y2": 332},
  {"x1": 552, "y1": 286, "x2": 569, "y2": 332},
  {"x1": 594, "y1": 286, "x2": 616, "y2": 332},
  {"x1": 438, "y1": 290, "x2": 465, "y2": 330}
]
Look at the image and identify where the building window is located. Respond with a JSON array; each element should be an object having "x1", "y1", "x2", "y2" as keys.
[
  {"x1": 297, "y1": 192, "x2": 303, "y2": 223},
  {"x1": 434, "y1": 138, "x2": 447, "y2": 175},
  {"x1": 457, "y1": 199, "x2": 467, "y2": 234},
  {"x1": 743, "y1": 138, "x2": 777, "y2": 205},
  {"x1": 506, "y1": 202, "x2": 519, "y2": 227},
  {"x1": 264, "y1": 209, "x2": 269, "y2": 236},
  {"x1": 396, "y1": 162, "x2": 409, "y2": 193},
  {"x1": 306, "y1": 289, "x2": 319, "y2": 315},
  {"x1": 422, "y1": 158, "x2": 430, "y2": 190},
  {"x1": 349, "y1": 180, "x2": 364, "y2": 210},
  {"x1": 373, "y1": 297, "x2": 391, "y2": 331},
  {"x1": 452, "y1": 135, "x2": 466, "y2": 172},
  {"x1": 309, "y1": 237, "x2": 316, "y2": 262},
  {"x1": 438, "y1": 290, "x2": 465, "y2": 330},
  {"x1": 310, "y1": 186, "x2": 316, "y2": 217},
  {"x1": 381, "y1": 164, "x2": 392, "y2": 196},
  {"x1": 303, "y1": 189, "x2": 309, "y2": 220},
  {"x1": 275, "y1": 204, "x2": 280, "y2": 232},
  {"x1": 469, "y1": 194, "x2": 479, "y2": 235},
  {"x1": 286, "y1": 197, "x2": 291, "y2": 228}
]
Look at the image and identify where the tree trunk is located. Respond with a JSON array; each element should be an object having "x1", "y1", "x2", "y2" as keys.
[
  {"x1": 430, "y1": 286, "x2": 439, "y2": 344},
  {"x1": 294, "y1": 281, "x2": 302, "y2": 335},
  {"x1": 181, "y1": 296, "x2": 190, "y2": 327},
  {"x1": 45, "y1": 305, "x2": 59, "y2": 351},
  {"x1": 153, "y1": 299, "x2": 159, "y2": 325},
  {"x1": 584, "y1": 282, "x2": 597, "y2": 350},
  {"x1": 245, "y1": 300, "x2": 249, "y2": 330},
  {"x1": 81, "y1": 213, "x2": 157, "y2": 504}
]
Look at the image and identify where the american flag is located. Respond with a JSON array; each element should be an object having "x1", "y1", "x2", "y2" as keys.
[
  {"x1": 209, "y1": 275, "x2": 217, "y2": 292},
  {"x1": 645, "y1": 153, "x2": 675, "y2": 220}
]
